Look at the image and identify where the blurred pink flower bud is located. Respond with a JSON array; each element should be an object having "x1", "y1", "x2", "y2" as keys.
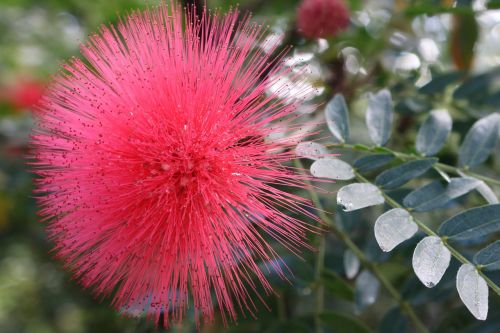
[
  {"x1": 5, "y1": 79, "x2": 45, "y2": 111},
  {"x1": 297, "y1": 0, "x2": 350, "y2": 39}
]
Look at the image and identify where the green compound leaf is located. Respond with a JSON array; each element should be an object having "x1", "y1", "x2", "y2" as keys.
[
  {"x1": 296, "y1": 141, "x2": 329, "y2": 160},
  {"x1": 325, "y1": 94, "x2": 350, "y2": 143},
  {"x1": 456, "y1": 264, "x2": 488, "y2": 320},
  {"x1": 366, "y1": 89, "x2": 394, "y2": 146},
  {"x1": 412, "y1": 236, "x2": 451, "y2": 288},
  {"x1": 310, "y1": 158, "x2": 355, "y2": 180},
  {"x1": 354, "y1": 154, "x2": 395, "y2": 173},
  {"x1": 355, "y1": 270, "x2": 380, "y2": 312},
  {"x1": 474, "y1": 240, "x2": 500, "y2": 271},
  {"x1": 374, "y1": 208, "x2": 418, "y2": 252},
  {"x1": 419, "y1": 71, "x2": 464, "y2": 95},
  {"x1": 403, "y1": 177, "x2": 481, "y2": 212},
  {"x1": 338, "y1": 183, "x2": 385, "y2": 212},
  {"x1": 438, "y1": 204, "x2": 500, "y2": 241},
  {"x1": 344, "y1": 249, "x2": 361, "y2": 279},
  {"x1": 416, "y1": 110, "x2": 452, "y2": 156},
  {"x1": 458, "y1": 113, "x2": 500, "y2": 168},
  {"x1": 375, "y1": 158, "x2": 437, "y2": 189}
]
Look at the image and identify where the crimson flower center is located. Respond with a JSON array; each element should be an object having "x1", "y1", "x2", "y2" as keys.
[{"x1": 144, "y1": 142, "x2": 236, "y2": 197}]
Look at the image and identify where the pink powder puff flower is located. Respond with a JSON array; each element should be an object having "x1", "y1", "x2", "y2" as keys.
[
  {"x1": 31, "y1": 1, "x2": 319, "y2": 328},
  {"x1": 297, "y1": 0, "x2": 350, "y2": 39}
]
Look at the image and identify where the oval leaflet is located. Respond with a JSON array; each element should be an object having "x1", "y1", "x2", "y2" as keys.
[
  {"x1": 374, "y1": 208, "x2": 418, "y2": 252},
  {"x1": 458, "y1": 113, "x2": 500, "y2": 168},
  {"x1": 355, "y1": 270, "x2": 380, "y2": 312},
  {"x1": 438, "y1": 204, "x2": 500, "y2": 241},
  {"x1": 325, "y1": 94, "x2": 350, "y2": 142},
  {"x1": 296, "y1": 141, "x2": 329, "y2": 160},
  {"x1": 344, "y1": 249, "x2": 361, "y2": 279},
  {"x1": 416, "y1": 109, "x2": 452, "y2": 156},
  {"x1": 456, "y1": 264, "x2": 488, "y2": 320},
  {"x1": 412, "y1": 236, "x2": 451, "y2": 288},
  {"x1": 337, "y1": 183, "x2": 385, "y2": 212},
  {"x1": 365, "y1": 89, "x2": 394, "y2": 146},
  {"x1": 310, "y1": 158, "x2": 355, "y2": 180},
  {"x1": 375, "y1": 159, "x2": 437, "y2": 189}
]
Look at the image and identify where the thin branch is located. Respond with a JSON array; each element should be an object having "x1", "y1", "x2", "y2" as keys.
[
  {"x1": 314, "y1": 236, "x2": 326, "y2": 333},
  {"x1": 295, "y1": 160, "x2": 430, "y2": 333},
  {"x1": 326, "y1": 143, "x2": 500, "y2": 187},
  {"x1": 353, "y1": 170, "x2": 500, "y2": 295}
]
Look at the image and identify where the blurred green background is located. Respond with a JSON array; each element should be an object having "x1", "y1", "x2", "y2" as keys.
[{"x1": 1, "y1": 0, "x2": 499, "y2": 332}]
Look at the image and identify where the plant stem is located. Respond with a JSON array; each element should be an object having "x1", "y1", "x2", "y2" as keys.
[
  {"x1": 314, "y1": 236, "x2": 325, "y2": 333},
  {"x1": 353, "y1": 171, "x2": 500, "y2": 295},
  {"x1": 295, "y1": 160, "x2": 430, "y2": 333},
  {"x1": 328, "y1": 143, "x2": 500, "y2": 187},
  {"x1": 277, "y1": 290, "x2": 287, "y2": 322},
  {"x1": 311, "y1": 166, "x2": 326, "y2": 333}
]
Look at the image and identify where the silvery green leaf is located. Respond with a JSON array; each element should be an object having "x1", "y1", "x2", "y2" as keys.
[
  {"x1": 353, "y1": 154, "x2": 395, "y2": 173},
  {"x1": 419, "y1": 71, "x2": 464, "y2": 95},
  {"x1": 403, "y1": 177, "x2": 481, "y2": 212},
  {"x1": 438, "y1": 204, "x2": 500, "y2": 241},
  {"x1": 310, "y1": 158, "x2": 355, "y2": 180},
  {"x1": 337, "y1": 183, "x2": 385, "y2": 212},
  {"x1": 456, "y1": 171, "x2": 498, "y2": 204},
  {"x1": 474, "y1": 241, "x2": 500, "y2": 271},
  {"x1": 355, "y1": 270, "x2": 380, "y2": 312},
  {"x1": 344, "y1": 249, "x2": 360, "y2": 279},
  {"x1": 456, "y1": 264, "x2": 488, "y2": 320},
  {"x1": 476, "y1": 181, "x2": 499, "y2": 204},
  {"x1": 296, "y1": 141, "x2": 328, "y2": 160},
  {"x1": 416, "y1": 110, "x2": 452, "y2": 156},
  {"x1": 375, "y1": 159, "x2": 437, "y2": 189},
  {"x1": 453, "y1": 70, "x2": 500, "y2": 101},
  {"x1": 374, "y1": 208, "x2": 418, "y2": 252},
  {"x1": 366, "y1": 89, "x2": 394, "y2": 146},
  {"x1": 412, "y1": 236, "x2": 451, "y2": 288},
  {"x1": 325, "y1": 94, "x2": 350, "y2": 142},
  {"x1": 458, "y1": 113, "x2": 500, "y2": 168}
]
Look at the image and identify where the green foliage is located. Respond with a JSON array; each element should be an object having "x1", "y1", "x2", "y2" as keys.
[
  {"x1": 415, "y1": 110, "x2": 452, "y2": 157},
  {"x1": 353, "y1": 154, "x2": 395, "y2": 173},
  {"x1": 474, "y1": 241, "x2": 500, "y2": 271},
  {"x1": 378, "y1": 307, "x2": 408, "y2": 333},
  {"x1": 375, "y1": 159, "x2": 437, "y2": 189},
  {"x1": 308, "y1": 84, "x2": 500, "y2": 328},
  {"x1": 458, "y1": 114, "x2": 500, "y2": 168},
  {"x1": 325, "y1": 94, "x2": 350, "y2": 143},
  {"x1": 1, "y1": 0, "x2": 499, "y2": 332},
  {"x1": 439, "y1": 205, "x2": 500, "y2": 241},
  {"x1": 402, "y1": 178, "x2": 481, "y2": 211},
  {"x1": 365, "y1": 90, "x2": 393, "y2": 147}
]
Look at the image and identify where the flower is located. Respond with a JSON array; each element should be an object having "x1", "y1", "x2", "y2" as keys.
[
  {"x1": 3, "y1": 78, "x2": 45, "y2": 111},
  {"x1": 31, "y1": 2, "x2": 317, "y2": 327},
  {"x1": 296, "y1": 0, "x2": 350, "y2": 39}
]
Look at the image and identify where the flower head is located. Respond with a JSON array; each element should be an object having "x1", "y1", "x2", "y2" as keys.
[
  {"x1": 297, "y1": 0, "x2": 350, "y2": 39},
  {"x1": 31, "y1": 2, "x2": 317, "y2": 327}
]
